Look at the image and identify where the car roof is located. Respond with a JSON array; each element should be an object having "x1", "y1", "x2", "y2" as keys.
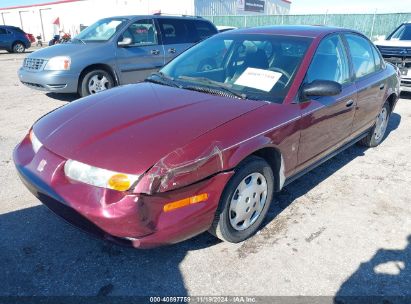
[
  {"x1": 220, "y1": 25, "x2": 361, "y2": 38},
  {"x1": 0, "y1": 25, "x2": 20, "y2": 29},
  {"x1": 107, "y1": 15, "x2": 207, "y2": 21}
]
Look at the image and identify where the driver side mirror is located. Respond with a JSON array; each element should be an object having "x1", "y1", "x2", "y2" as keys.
[
  {"x1": 301, "y1": 80, "x2": 342, "y2": 100},
  {"x1": 118, "y1": 37, "x2": 132, "y2": 47}
]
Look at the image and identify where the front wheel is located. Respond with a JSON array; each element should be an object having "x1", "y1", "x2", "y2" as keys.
[
  {"x1": 359, "y1": 102, "x2": 390, "y2": 147},
  {"x1": 209, "y1": 156, "x2": 274, "y2": 243},
  {"x1": 79, "y1": 69, "x2": 114, "y2": 97}
]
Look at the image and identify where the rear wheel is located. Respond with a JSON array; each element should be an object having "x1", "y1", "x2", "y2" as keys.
[
  {"x1": 359, "y1": 102, "x2": 390, "y2": 147},
  {"x1": 209, "y1": 156, "x2": 274, "y2": 243},
  {"x1": 12, "y1": 42, "x2": 25, "y2": 53},
  {"x1": 79, "y1": 69, "x2": 114, "y2": 97}
]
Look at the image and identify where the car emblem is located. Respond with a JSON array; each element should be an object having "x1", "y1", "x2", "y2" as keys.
[
  {"x1": 37, "y1": 159, "x2": 47, "y2": 172},
  {"x1": 400, "y1": 49, "x2": 408, "y2": 55}
]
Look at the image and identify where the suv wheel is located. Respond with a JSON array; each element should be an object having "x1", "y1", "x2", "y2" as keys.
[
  {"x1": 79, "y1": 69, "x2": 114, "y2": 97},
  {"x1": 12, "y1": 42, "x2": 25, "y2": 53},
  {"x1": 209, "y1": 156, "x2": 274, "y2": 243},
  {"x1": 359, "y1": 102, "x2": 391, "y2": 147}
]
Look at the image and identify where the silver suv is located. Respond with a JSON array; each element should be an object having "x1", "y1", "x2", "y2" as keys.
[
  {"x1": 374, "y1": 21, "x2": 411, "y2": 92},
  {"x1": 18, "y1": 15, "x2": 217, "y2": 96}
]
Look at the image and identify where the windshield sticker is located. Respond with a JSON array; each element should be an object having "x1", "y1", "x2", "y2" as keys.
[{"x1": 234, "y1": 68, "x2": 282, "y2": 92}]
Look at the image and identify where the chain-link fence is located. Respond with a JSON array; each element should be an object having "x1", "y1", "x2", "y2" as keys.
[{"x1": 203, "y1": 13, "x2": 411, "y2": 40}]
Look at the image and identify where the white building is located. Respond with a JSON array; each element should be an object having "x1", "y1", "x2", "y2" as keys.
[{"x1": 0, "y1": 0, "x2": 291, "y2": 41}]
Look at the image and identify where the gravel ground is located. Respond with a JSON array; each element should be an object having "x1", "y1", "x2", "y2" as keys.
[{"x1": 0, "y1": 51, "x2": 410, "y2": 300}]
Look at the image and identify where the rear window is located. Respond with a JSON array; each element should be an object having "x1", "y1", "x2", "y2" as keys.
[{"x1": 13, "y1": 27, "x2": 25, "y2": 34}]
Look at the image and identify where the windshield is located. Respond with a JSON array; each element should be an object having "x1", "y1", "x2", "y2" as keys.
[
  {"x1": 158, "y1": 34, "x2": 312, "y2": 103},
  {"x1": 389, "y1": 24, "x2": 411, "y2": 41},
  {"x1": 75, "y1": 18, "x2": 128, "y2": 42}
]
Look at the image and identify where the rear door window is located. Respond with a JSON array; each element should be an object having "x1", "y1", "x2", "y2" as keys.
[
  {"x1": 345, "y1": 34, "x2": 377, "y2": 79},
  {"x1": 371, "y1": 44, "x2": 383, "y2": 71},
  {"x1": 158, "y1": 18, "x2": 192, "y2": 44}
]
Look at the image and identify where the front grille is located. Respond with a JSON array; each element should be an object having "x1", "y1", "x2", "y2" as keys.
[
  {"x1": 23, "y1": 58, "x2": 45, "y2": 71},
  {"x1": 377, "y1": 45, "x2": 411, "y2": 57},
  {"x1": 38, "y1": 191, "x2": 132, "y2": 247},
  {"x1": 402, "y1": 79, "x2": 411, "y2": 87}
]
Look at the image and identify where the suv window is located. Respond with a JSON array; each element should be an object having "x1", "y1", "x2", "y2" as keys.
[
  {"x1": 122, "y1": 19, "x2": 157, "y2": 46},
  {"x1": 306, "y1": 35, "x2": 350, "y2": 85},
  {"x1": 193, "y1": 20, "x2": 216, "y2": 41},
  {"x1": 158, "y1": 18, "x2": 192, "y2": 44},
  {"x1": 0, "y1": 28, "x2": 8, "y2": 35},
  {"x1": 345, "y1": 34, "x2": 376, "y2": 79}
]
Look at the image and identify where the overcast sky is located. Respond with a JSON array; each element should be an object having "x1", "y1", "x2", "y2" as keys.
[{"x1": 1, "y1": 0, "x2": 411, "y2": 14}]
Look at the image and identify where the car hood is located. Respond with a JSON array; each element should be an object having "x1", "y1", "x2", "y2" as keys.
[
  {"x1": 27, "y1": 42, "x2": 105, "y2": 59},
  {"x1": 34, "y1": 83, "x2": 266, "y2": 174}
]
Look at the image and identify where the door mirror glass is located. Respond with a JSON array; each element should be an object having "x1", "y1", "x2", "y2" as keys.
[
  {"x1": 118, "y1": 37, "x2": 132, "y2": 47},
  {"x1": 302, "y1": 80, "x2": 342, "y2": 98}
]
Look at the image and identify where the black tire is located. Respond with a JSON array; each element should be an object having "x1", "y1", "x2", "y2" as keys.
[
  {"x1": 12, "y1": 42, "x2": 25, "y2": 53},
  {"x1": 359, "y1": 102, "x2": 391, "y2": 148},
  {"x1": 79, "y1": 69, "x2": 114, "y2": 97},
  {"x1": 209, "y1": 156, "x2": 274, "y2": 243}
]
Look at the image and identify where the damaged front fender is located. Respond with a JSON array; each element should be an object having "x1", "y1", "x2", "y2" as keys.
[{"x1": 134, "y1": 142, "x2": 226, "y2": 194}]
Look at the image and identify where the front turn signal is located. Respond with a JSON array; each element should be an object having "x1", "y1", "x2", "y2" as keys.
[{"x1": 163, "y1": 193, "x2": 209, "y2": 212}]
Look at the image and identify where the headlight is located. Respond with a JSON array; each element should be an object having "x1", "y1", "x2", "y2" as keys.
[
  {"x1": 29, "y1": 130, "x2": 43, "y2": 153},
  {"x1": 64, "y1": 159, "x2": 140, "y2": 192},
  {"x1": 44, "y1": 56, "x2": 71, "y2": 71}
]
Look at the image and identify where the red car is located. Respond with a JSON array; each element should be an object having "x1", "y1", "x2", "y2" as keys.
[{"x1": 14, "y1": 26, "x2": 400, "y2": 248}]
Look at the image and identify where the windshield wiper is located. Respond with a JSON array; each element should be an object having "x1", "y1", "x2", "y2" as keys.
[
  {"x1": 178, "y1": 76, "x2": 247, "y2": 100},
  {"x1": 145, "y1": 72, "x2": 181, "y2": 88}
]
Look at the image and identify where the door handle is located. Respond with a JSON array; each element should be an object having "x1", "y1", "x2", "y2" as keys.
[
  {"x1": 379, "y1": 83, "x2": 385, "y2": 90},
  {"x1": 168, "y1": 48, "x2": 176, "y2": 54},
  {"x1": 346, "y1": 99, "x2": 354, "y2": 108},
  {"x1": 151, "y1": 49, "x2": 160, "y2": 55}
]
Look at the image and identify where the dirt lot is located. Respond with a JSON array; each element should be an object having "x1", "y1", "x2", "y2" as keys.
[{"x1": 0, "y1": 51, "x2": 410, "y2": 299}]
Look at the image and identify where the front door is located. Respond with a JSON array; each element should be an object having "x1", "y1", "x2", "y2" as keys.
[
  {"x1": 296, "y1": 34, "x2": 357, "y2": 170},
  {"x1": 116, "y1": 19, "x2": 165, "y2": 84}
]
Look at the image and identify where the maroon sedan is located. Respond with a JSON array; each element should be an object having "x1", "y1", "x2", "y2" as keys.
[{"x1": 14, "y1": 26, "x2": 400, "y2": 248}]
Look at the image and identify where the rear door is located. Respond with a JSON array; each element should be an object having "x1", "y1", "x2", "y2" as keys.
[
  {"x1": 296, "y1": 34, "x2": 357, "y2": 169},
  {"x1": 116, "y1": 18, "x2": 165, "y2": 84},
  {"x1": 344, "y1": 33, "x2": 386, "y2": 133}
]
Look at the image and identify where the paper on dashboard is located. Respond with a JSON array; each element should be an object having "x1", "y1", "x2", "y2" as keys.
[{"x1": 234, "y1": 67, "x2": 282, "y2": 92}]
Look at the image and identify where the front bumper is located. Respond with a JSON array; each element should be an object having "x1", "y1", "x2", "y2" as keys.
[
  {"x1": 400, "y1": 77, "x2": 411, "y2": 92},
  {"x1": 13, "y1": 134, "x2": 233, "y2": 248},
  {"x1": 18, "y1": 67, "x2": 79, "y2": 93}
]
